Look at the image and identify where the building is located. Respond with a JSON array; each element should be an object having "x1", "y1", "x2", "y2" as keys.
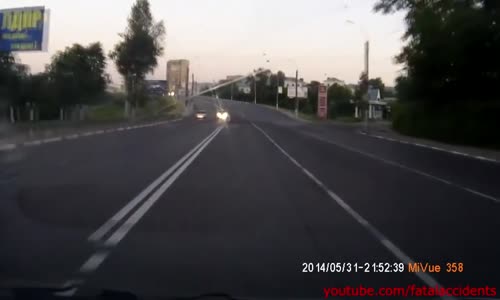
[
  {"x1": 284, "y1": 77, "x2": 308, "y2": 99},
  {"x1": 354, "y1": 87, "x2": 387, "y2": 120},
  {"x1": 324, "y1": 77, "x2": 345, "y2": 88},
  {"x1": 196, "y1": 82, "x2": 214, "y2": 95},
  {"x1": 224, "y1": 75, "x2": 251, "y2": 94},
  {"x1": 166, "y1": 59, "x2": 189, "y2": 97},
  {"x1": 145, "y1": 80, "x2": 167, "y2": 96}
]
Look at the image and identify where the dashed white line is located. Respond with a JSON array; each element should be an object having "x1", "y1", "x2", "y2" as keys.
[
  {"x1": 0, "y1": 143, "x2": 16, "y2": 151},
  {"x1": 79, "y1": 251, "x2": 109, "y2": 273},
  {"x1": 252, "y1": 123, "x2": 450, "y2": 296},
  {"x1": 43, "y1": 137, "x2": 62, "y2": 143},
  {"x1": 362, "y1": 131, "x2": 499, "y2": 164},
  {"x1": 308, "y1": 132, "x2": 499, "y2": 203},
  {"x1": 23, "y1": 140, "x2": 42, "y2": 146},
  {"x1": 2, "y1": 119, "x2": 180, "y2": 152}
]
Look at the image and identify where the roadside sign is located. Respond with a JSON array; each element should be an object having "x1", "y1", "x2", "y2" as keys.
[
  {"x1": 317, "y1": 84, "x2": 327, "y2": 119},
  {"x1": 278, "y1": 86, "x2": 283, "y2": 94},
  {"x1": 0, "y1": 7, "x2": 50, "y2": 52}
]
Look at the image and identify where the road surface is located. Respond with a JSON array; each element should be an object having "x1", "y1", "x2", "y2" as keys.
[{"x1": 1, "y1": 96, "x2": 499, "y2": 299}]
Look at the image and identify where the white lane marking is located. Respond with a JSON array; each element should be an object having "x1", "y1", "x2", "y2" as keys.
[
  {"x1": 82, "y1": 132, "x2": 94, "y2": 136},
  {"x1": 79, "y1": 251, "x2": 109, "y2": 273},
  {"x1": 43, "y1": 137, "x2": 62, "y2": 143},
  {"x1": 23, "y1": 140, "x2": 42, "y2": 146},
  {"x1": 95, "y1": 130, "x2": 105, "y2": 134},
  {"x1": 65, "y1": 134, "x2": 79, "y2": 140},
  {"x1": 308, "y1": 132, "x2": 499, "y2": 203},
  {"x1": 88, "y1": 126, "x2": 222, "y2": 242},
  {"x1": 116, "y1": 127, "x2": 125, "y2": 131},
  {"x1": 252, "y1": 123, "x2": 450, "y2": 296},
  {"x1": 54, "y1": 279, "x2": 84, "y2": 296},
  {"x1": 104, "y1": 126, "x2": 223, "y2": 247},
  {"x1": 476, "y1": 156, "x2": 497, "y2": 162},
  {"x1": 363, "y1": 132, "x2": 500, "y2": 164},
  {"x1": 105, "y1": 129, "x2": 115, "y2": 133},
  {"x1": 0, "y1": 143, "x2": 17, "y2": 151}
]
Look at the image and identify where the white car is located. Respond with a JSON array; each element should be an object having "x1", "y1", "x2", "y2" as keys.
[
  {"x1": 216, "y1": 111, "x2": 230, "y2": 122},
  {"x1": 195, "y1": 110, "x2": 207, "y2": 119}
]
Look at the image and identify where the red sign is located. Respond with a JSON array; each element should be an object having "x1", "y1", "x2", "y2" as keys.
[{"x1": 317, "y1": 84, "x2": 327, "y2": 119}]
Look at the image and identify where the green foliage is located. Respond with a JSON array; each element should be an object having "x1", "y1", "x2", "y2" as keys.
[
  {"x1": 47, "y1": 42, "x2": 108, "y2": 106},
  {"x1": 217, "y1": 70, "x2": 287, "y2": 107},
  {"x1": 110, "y1": 0, "x2": 165, "y2": 109},
  {"x1": 302, "y1": 80, "x2": 320, "y2": 114},
  {"x1": 354, "y1": 72, "x2": 369, "y2": 101},
  {"x1": 1, "y1": 44, "x2": 108, "y2": 120},
  {"x1": 87, "y1": 103, "x2": 125, "y2": 122},
  {"x1": 392, "y1": 101, "x2": 500, "y2": 148},
  {"x1": 327, "y1": 83, "x2": 354, "y2": 118},
  {"x1": 375, "y1": 0, "x2": 500, "y2": 146},
  {"x1": 375, "y1": 0, "x2": 500, "y2": 102}
]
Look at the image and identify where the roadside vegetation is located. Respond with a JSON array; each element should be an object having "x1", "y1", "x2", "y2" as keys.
[
  {"x1": 375, "y1": 0, "x2": 500, "y2": 148},
  {"x1": 0, "y1": 0, "x2": 172, "y2": 126}
]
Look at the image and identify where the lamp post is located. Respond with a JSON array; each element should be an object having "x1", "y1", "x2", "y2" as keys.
[{"x1": 346, "y1": 19, "x2": 370, "y2": 132}]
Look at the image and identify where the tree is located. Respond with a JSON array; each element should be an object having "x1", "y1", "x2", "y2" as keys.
[
  {"x1": 0, "y1": 52, "x2": 18, "y2": 103},
  {"x1": 354, "y1": 72, "x2": 369, "y2": 101},
  {"x1": 328, "y1": 83, "x2": 354, "y2": 118},
  {"x1": 374, "y1": 0, "x2": 500, "y2": 102},
  {"x1": 46, "y1": 42, "x2": 108, "y2": 107},
  {"x1": 303, "y1": 80, "x2": 320, "y2": 114},
  {"x1": 110, "y1": 0, "x2": 165, "y2": 112}
]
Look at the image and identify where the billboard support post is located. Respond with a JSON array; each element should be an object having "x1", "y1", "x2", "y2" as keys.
[{"x1": 317, "y1": 84, "x2": 328, "y2": 119}]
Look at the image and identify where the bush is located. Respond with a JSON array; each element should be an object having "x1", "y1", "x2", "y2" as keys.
[
  {"x1": 392, "y1": 101, "x2": 500, "y2": 148},
  {"x1": 87, "y1": 103, "x2": 125, "y2": 121}
]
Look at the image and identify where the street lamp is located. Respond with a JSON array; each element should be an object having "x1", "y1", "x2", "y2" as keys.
[
  {"x1": 346, "y1": 19, "x2": 370, "y2": 132},
  {"x1": 285, "y1": 58, "x2": 300, "y2": 117}
]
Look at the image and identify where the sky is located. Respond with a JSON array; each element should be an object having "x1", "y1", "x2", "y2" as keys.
[{"x1": 2, "y1": 0, "x2": 406, "y2": 86}]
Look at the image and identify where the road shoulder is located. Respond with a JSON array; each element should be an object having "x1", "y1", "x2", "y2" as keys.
[{"x1": 360, "y1": 122, "x2": 500, "y2": 163}]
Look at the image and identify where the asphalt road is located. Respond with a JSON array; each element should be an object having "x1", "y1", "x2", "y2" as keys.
[{"x1": 1, "y1": 96, "x2": 499, "y2": 299}]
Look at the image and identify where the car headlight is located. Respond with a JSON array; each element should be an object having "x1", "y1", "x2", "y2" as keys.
[{"x1": 217, "y1": 112, "x2": 229, "y2": 120}]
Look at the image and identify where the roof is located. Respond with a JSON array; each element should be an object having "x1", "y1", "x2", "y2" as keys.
[{"x1": 368, "y1": 88, "x2": 381, "y2": 101}]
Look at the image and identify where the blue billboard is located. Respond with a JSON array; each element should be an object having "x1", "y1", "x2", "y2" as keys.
[{"x1": 0, "y1": 6, "x2": 48, "y2": 52}]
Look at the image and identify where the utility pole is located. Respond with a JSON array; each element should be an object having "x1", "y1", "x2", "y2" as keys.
[
  {"x1": 191, "y1": 73, "x2": 195, "y2": 96},
  {"x1": 230, "y1": 83, "x2": 233, "y2": 100},
  {"x1": 254, "y1": 75, "x2": 257, "y2": 104},
  {"x1": 364, "y1": 40, "x2": 369, "y2": 132},
  {"x1": 276, "y1": 85, "x2": 279, "y2": 109},
  {"x1": 186, "y1": 66, "x2": 190, "y2": 98},
  {"x1": 294, "y1": 69, "x2": 298, "y2": 117}
]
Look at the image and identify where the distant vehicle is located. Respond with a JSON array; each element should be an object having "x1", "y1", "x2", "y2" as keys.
[
  {"x1": 216, "y1": 110, "x2": 230, "y2": 122},
  {"x1": 195, "y1": 110, "x2": 207, "y2": 119}
]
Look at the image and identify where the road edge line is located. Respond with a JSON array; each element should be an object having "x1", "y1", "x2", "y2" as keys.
[{"x1": 251, "y1": 122, "x2": 454, "y2": 300}]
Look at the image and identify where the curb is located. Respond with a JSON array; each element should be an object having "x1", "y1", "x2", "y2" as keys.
[{"x1": 0, "y1": 118, "x2": 181, "y2": 153}]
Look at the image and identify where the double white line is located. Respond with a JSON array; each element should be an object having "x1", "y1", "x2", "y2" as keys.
[
  {"x1": 88, "y1": 126, "x2": 223, "y2": 247},
  {"x1": 58, "y1": 126, "x2": 223, "y2": 296}
]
